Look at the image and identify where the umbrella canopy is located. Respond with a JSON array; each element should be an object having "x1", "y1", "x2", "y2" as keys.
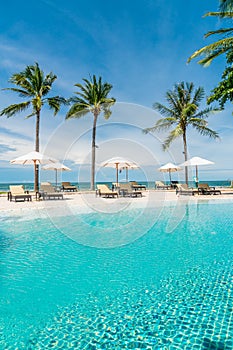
[
  {"x1": 11, "y1": 151, "x2": 57, "y2": 165},
  {"x1": 179, "y1": 156, "x2": 214, "y2": 184},
  {"x1": 158, "y1": 162, "x2": 181, "y2": 183},
  {"x1": 101, "y1": 157, "x2": 139, "y2": 184},
  {"x1": 42, "y1": 162, "x2": 71, "y2": 187},
  {"x1": 11, "y1": 151, "x2": 57, "y2": 191}
]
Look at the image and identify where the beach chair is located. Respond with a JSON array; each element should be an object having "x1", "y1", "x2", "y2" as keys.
[
  {"x1": 198, "y1": 183, "x2": 221, "y2": 195},
  {"x1": 112, "y1": 182, "x2": 120, "y2": 191},
  {"x1": 129, "y1": 181, "x2": 147, "y2": 190},
  {"x1": 8, "y1": 185, "x2": 32, "y2": 202},
  {"x1": 176, "y1": 184, "x2": 196, "y2": 196},
  {"x1": 155, "y1": 181, "x2": 171, "y2": 190},
  {"x1": 61, "y1": 182, "x2": 78, "y2": 192},
  {"x1": 118, "y1": 183, "x2": 142, "y2": 197},
  {"x1": 96, "y1": 184, "x2": 118, "y2": 198},
  {"x1": 170, "y1": 181, "x2": 179, "y2": 189},
  {"x1": 39, "y1": 182, "x2": 64, "y2": 200}
]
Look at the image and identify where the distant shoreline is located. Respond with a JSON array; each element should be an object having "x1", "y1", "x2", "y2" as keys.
[{"x1": 0, "y1": 180, "x2": 231, "y2": 192}]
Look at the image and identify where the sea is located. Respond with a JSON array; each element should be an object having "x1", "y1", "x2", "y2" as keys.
[{"x1": 0, "y1": 180, "x2": 231, "y2": 192}]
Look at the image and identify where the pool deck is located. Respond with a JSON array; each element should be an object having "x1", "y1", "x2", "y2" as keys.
[{"x1": 1, "y1": 188, "x2": 233, "y2": 218}]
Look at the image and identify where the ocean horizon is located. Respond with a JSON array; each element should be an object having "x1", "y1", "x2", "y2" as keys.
[{"x1": 0, "y1": 180, "x2": 232, "y2": 192}]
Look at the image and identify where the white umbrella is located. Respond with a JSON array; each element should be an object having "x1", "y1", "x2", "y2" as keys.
[
  {"x1": 101, "y1": 157, "x2": 139, "y2": 184},
  {"x1": 42, "y1": 162, "x2": 71, "y2": 187},
  {"x1": 179, "y1": 156, "x2": 214, "y2": 184},
  {"x1": 158, "y1": 162, "x2": 181, "y2": 183},
  {"x1": 11, "y1": 151, "x2": 57, "y2": 165},
  {"x1": 11, "y1": 151, "x2": 57, "y2": 191}
]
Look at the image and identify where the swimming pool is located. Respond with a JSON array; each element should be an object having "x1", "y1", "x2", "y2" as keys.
[{"x1": 0, "y1": 201, "x2": 232, "y2": 349}]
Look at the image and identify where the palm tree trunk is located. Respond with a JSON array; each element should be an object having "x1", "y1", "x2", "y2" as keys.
[
  {"x1": 34, "y1": 111, "x2": 40, "y2": 192},
  {"x1": 183, "y1": 131, "x2": 188, "y2": 185},
  {"x1": 91, "y1": 113, "x2": 98, "y2": 190}
]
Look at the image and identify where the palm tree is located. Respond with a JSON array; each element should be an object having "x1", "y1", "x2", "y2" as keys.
[
  {"x1": 66, "y1": 75, "x2": 116, "y2": 190},
  {"x1": 0, "y1": 62, "x2": 66, "y2": 191},
  {"x1": 207, "y1": 51, "x2": 233, "y2": 108},
  {"x1": 220, "y1": 0, "x2": 233, "y2": 12},
  {"x1": 143, "y1": 82, "x2": 219, "y2": 184},
  {"x1": 188, "y1": 1, "x2": 233, "y2": 66}
]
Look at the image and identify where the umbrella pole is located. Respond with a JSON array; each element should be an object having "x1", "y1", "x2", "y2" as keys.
[
  {"x1": 55, "y1": 169, "x2": 58, "y2": 188},
  {"x1": 116, "y1": 163, "x2": 119, "y2": 185},
  {"x1": 34, "y1": 160, "x2": 39, "y2": 192},
  {"x1": 195, "y1": 165, "x2": 198, "y2": 187},
  {"x1": 126, "y1": 167, "x2": 128, "y2": 182},
  {"x1": 169, "y1": 170, "x2": 172, "y2": 184}
]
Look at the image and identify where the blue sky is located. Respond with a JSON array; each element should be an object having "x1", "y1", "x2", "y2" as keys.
[{"x1": 0, "y1": 0, "x2": 232, "y2": 184}]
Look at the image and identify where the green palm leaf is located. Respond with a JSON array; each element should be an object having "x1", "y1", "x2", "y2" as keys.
[
  {"x1": 219, "y1": 0, "x2": 233, "y2": 13},
  {"x1": 66, "y1": 103, "x2": 90, "y2": 119},
  {"x1": 2, "y1": 87, "x2": 32, "y2": 98},
  {"x1": 46, "y1": 97, "x2": 68, "y2": 115},
  {"x1": 162, "y1": 126, "x2": 183, "y2": 151},
  {"x1": 0, "y1": 102, "x2": 31, "y2": 117},
  {"x1": 188, "y1": 3, "x2": 233, "y2": 66}
]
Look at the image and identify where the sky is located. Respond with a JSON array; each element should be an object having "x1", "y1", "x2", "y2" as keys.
[{"x1": 0, "y1": 0, "x2": 232, "y2": 184}]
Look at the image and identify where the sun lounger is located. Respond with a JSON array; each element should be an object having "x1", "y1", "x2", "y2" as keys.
[
  {"x1": 61, "y1": 182, "x2": 78, "y2": 192},
  {"x1": 96, "y1": 184, "x2": 118, "y2": 198},
  {"x1": 39, "y1": 182, "x2": 64, "y2": 200},
  {"x1": 198, "y1": 183, "x2": 221, "y2": 195},
  {"x1": 112, "y1": 182, "x2": 120, "y2": 191},
  {"x1": 129, "y1": 181, "x2": 146, "y2": 190},
  {"x1": 8, "y1": 185, "x2": 32, "y2": 202},
  {"x1": 155, "y1": 181, "x2": 171, "y2": 190},
  {"x1": 118, "y1": 183, "x2": 142, "y2": 197},
  {"x1": 176, "y1": 184, "x2": 196, "y2": 196},
  {"x1": 170, "y1": 181, "x2": 179, "y2": 189}
]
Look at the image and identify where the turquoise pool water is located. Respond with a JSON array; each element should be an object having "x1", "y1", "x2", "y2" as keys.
[{"x1": 0, "y1": 201, "x2": 232, "y2": 349}]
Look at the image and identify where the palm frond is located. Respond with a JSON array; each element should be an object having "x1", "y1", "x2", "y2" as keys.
[
  {"x1": 166, "y1": 92, "x2": 181, "y2": 112},
  {"x1": 104, "y1": 98, "x2": 116, "y2": 104},
  {"x1": 65, "y1": 103, "x2": 90, "y2": 119},
  {"x1": 103, "y1": 108, "x2": 112, "y2": 120},
  {"x1": 68, "y1": 96, "x2": 91, "y2": 108},
  {"x1": 0, "y1": 101, "x2": 31, "y2": 118},
  {"x1": 194, "y1": 107, "x2": 220, "y2": 118},
  {"x1": 204, "y1": 11, "x2": 233, "y2": 18},
  {"x1": 74, "y1": 83, "x2": 90, "y2": 98},
  {"x1": 102, "y1": 99, "x2": 116, "y2": 110},
  {"x1": 188, "y1": 117, "x2": 207, "y2": 126},
  {"x1": 187, "y1": 37, "x2": 233, "y2": 65},
  {"x1": 142, "y1": 126, "x2": 157, "y2": 134},
  {"x1": 156, "y1": 117, "x2": 178, "y2": 130},
  {"x1": 183, "y1": 103, "x2": 198, "y2": 118},
  {"x1": 192, "y1": 86, "x2": 205, "y2": 106},
  {"x1": 153, "y1": 102, "x2": 177, "y2": 118},
  {"x1": 24, "y1": 112, "x2": 37, "y2": 119},
  {"x1": 191, "y1": 123, "x2": 220, "y2": 139},
  {"x1": 219, "y1": 0, "x2": 233, "y2": 14},
  {"x1": 9, "y1": 74, "x2": 35, "y2": 96},
  {"x1": 46, "y1": 96, "x2": 67, "y2": 115},
  {"x1": 68, "y1": 75, "x2": 115, "y2": 119},
  {"x1": 2, "y1": 87, "x2": 31, "y2": 98},
  {"x1": 199, "y1": 51, "x2": 229, "y2": 67},
  {"x1": 162, "y1": 127, "x2": 183, "y2": 150},
  {"x1": 205, "y1": 27, "x2": 233, "y2": 38},
  {"x1": 143, "y1": 117, "x2": 177, "y2": 134}
]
